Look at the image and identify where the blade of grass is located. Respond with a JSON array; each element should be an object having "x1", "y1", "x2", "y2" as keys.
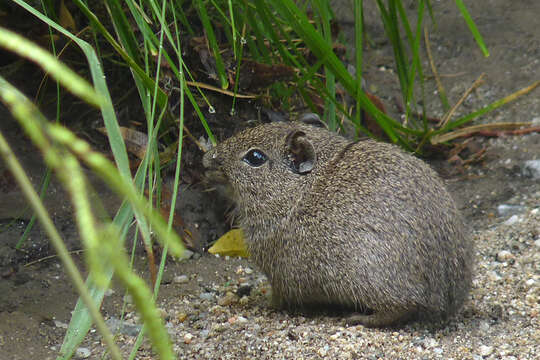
[
  {"x1": 396, "y1": 0, "x2": 425, "y2": 128},
  {"x1": 71, "y1": 0, "x2": 169, "y2": 109},
  {"x1": 268, "y1": 0, "x2": 407, "y2": 146},
  {"x1": 424, "y1": 25, "x2": 450, "y2": 111},
  {"x1": 119, "y1": 0, "x2": 216, "y2": 144},
  {"x1": 354, "y1": 0, "x2": 364, "y2": 129},
  {"x1": 431, "y1": 122, "x2": 533, "y2": 144},
  {"x1": 313, "y1": 0, "x2": 336, "y2": 131},
  {"x1": 375, "y1": 0, "x2": 409, "y2": 103},
  {"x1": 8, "y1": 3, "x2": 163, "y2": 357},
  {"x1": 454, "y1": 0, "x2": 489, "y2": 57},
  {"x1": 196, "y1": 0, "x2": 229, "y2": 89},
  {"x1": 439, "y1": 73, "x2": 485, "y2": 129},
  {"x1": 0, "y1": 78, "x2": 123, "y2": 360},
  {"x1": 432, "y1": 80, "x2": 540, "y2": 139},
  {"x1": 130, "y1": 4, "x2": 191, "y2": 355},
  {"x1": 0, "y1": 26, "x2": 100, "y2": 107},
  {"x1": 253, "y1": 0, "x2": 303, "y2": 69},
  {"x1": 5, "y1": 75, "x2": 183, "y2": 358}
]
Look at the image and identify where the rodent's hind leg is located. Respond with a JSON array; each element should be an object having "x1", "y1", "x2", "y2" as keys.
[{"x1": 344, "y1": 309, "x2": 415, "y2": 328}]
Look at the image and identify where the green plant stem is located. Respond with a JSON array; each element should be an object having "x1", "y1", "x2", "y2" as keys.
[
  {"x1": 0, "y1": 131, "x2": 122, "y2": 360},
  {"x1": 354, "y1": 0, "x2": 364, "y2": 130}
]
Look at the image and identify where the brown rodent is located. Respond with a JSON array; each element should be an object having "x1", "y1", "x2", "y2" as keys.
[{"x1": 202, "y1": 117, "x2": 473, "y2": 327}]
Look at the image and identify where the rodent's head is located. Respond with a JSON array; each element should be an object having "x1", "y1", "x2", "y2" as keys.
[{"x1": 202, "y1": 122, "x2": 318, "y2": 211}]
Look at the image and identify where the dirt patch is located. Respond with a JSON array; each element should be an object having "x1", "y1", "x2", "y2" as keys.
[{"x1": 1, "y1": 0, "x2": 539, "y2": 359}]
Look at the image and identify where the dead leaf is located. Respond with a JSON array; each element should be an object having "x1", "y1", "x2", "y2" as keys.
[
  {"x1": 431, "y1": 122, "x2": 534, "y2": 144},
  {"x1": 98, "y1": 126, "x2": 148, "y2": 160},
  {"x1": 361, "y1": 92, "x2": 388, "y2": 140},
  {"x1": 208, "y1": 229, "x2": 249, "y2": 258},
  {"x1": 59, "y1": 0, "x2": 77, "y2": 32},
  {"x1": 159, "y1": 205, "x2": 202, "y2": 252},
  {"x1": 238, "y1": 60, "x2": 296, "y2": 91}
]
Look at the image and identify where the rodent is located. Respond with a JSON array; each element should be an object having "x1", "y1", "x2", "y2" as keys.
[{"x1": 202, "y1": 116, "x2": 473, "y2": 327}]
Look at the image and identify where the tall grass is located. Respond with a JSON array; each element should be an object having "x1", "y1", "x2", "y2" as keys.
[{"x1": 1, "y1": 1, "x2": 536, "y2": 359}]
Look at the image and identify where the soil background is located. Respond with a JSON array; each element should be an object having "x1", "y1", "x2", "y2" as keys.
[{"x1": 0, "y1": 1, "x2": 539, "y2": 359}]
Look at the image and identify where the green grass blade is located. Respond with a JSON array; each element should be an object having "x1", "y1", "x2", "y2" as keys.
[
  {"x1": 0, "y1": 27, "x2": 100, "y2": 107},
  {"x1": 196, "y1": 0, "x2": 229, "y2": 89},
  {"x1": 313, "y1": 0, "x2": 336, "y2": 130},
  {"x1": 71, "y1": 0, "x2": 169, "y2": 109},
  {"x1": 454, "y1": 0, "x2": 489, "y2": 57},
  {"x1": 9, "y1": 2, "x2": 146, "y2": 357},
  {"x1": 354, "y1": 0, "x2": 364, "y2": 128},
  {"x1": 269, "y1": 0, "x2": 406, "y2": 145},
  {"x1": 0, "y1": 77, "x2": 123, "y2": 360}
]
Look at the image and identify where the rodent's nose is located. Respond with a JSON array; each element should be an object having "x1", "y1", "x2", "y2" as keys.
[{"x1": 202, "y1": 149, "x2": 220, "y2": 169}]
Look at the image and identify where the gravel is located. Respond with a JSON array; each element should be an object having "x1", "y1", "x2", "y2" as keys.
[{"x1": 99, "y1": 205, "x2": 539, "y2": 359}]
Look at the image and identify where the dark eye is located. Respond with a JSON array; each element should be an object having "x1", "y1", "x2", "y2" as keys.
[{"x1": 242, "y1": 149, "x2": 268, "y2": 167}]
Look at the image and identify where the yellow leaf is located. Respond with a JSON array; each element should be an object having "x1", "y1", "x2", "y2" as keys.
[{"x1": 208, "y1": 229, "x2": 249, "y2": 258}]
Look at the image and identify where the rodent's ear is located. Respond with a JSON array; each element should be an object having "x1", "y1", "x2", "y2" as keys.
[
  {"x1": 285, "y1": 130, "x2": 316, "y2": 174},
  {"x1": 298, "y1": 113, "x2": 327, "y2": 128}
]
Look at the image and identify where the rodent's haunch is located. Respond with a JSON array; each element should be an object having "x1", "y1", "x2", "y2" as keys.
[{"x1": 203, "y1": 118, "x2": 473, "y2": 327}]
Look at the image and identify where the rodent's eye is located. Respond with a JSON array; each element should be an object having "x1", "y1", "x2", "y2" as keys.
[{"x1": 242, "y1": 149, "x2": 268, "y2": 167}]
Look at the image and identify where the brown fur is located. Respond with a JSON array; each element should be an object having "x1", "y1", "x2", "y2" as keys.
[{"x1": 203, "y1": 120, "x2": 473, "y2": 327}]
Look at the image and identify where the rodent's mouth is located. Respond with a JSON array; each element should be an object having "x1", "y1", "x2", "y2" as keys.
[{"x1": 203, "y1": 169, "x2": 228, "y2": 184}]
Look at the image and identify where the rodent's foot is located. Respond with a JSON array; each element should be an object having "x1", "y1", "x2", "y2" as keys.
[
  {"x1": 344, "y1": 310, "x2": 414, "y2": 328},
  {"x1": 269, "y1": 291, "x2": 285, "y2": 310}
]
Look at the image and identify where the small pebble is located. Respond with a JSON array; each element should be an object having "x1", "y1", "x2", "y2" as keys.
[
  {"x1": 423, "y1": 337, "x2": 438, "y2": 348},
  {"x1": 54, "y1": 320, "x2": 68, "y2": 329},
  {"x1": 75, "y1": 347, "x2": 91, "y2": 359},
  {"x1": 199, "y1": 292, "x2": 214, "y2": 301},
  {"x1": 239, "y1": 296, "x2": 250, "y2": 305},
  {"x1": 487, "y1": 271, "x2": 502, "y2": 282},
  {"x1": 479, "y1": 345, "x2": 494, "y2": 357},
  {"x1": 496, "y1": 250, "x2": 514, "y2": 262},
  {"x1": 106, "y1": 318, "x2": 141, "y2": 337},
  {"x1": 522, "y1": 160, "x2": 540, "y2": 180},
  {"x1": 183, "y1": 333, "x2": 194, "y2": 344},
  {"x1": 479, "y1": 321, "x2": 490, "y2": 332},
  {"x1": 174, "y1": 275, "x2": 189, "y2": 284},
  {"x1": 317, "y1": 346, "x2": 329, "y2": 357},
  {"x1": 497, "y1": 204, "x2": 525, "y2": 217},
  {"x1": 503, "y1": 215, "x2": 520, "y2": 226},
  {"x1": 176, "y1": 312, "x2": 188, "y2": 322},
  {"x1": 218, "y1": 291, "x2": 239, "y2": 306},
  {"x1": 177, "y1": 249, "x2": 194, "y2": 260}
]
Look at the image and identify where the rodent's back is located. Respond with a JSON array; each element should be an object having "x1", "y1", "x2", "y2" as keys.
[{"x1": 296, "y1": 139, "x2": 471, "y2": 316}]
